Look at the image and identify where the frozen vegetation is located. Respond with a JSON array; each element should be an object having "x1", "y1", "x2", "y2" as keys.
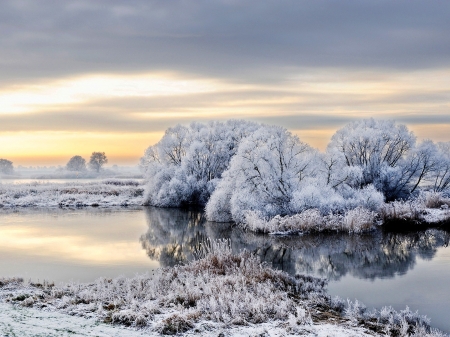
[
  {"x1": 140, "y1": 118, "x2": 450, "y2": 233},
  {"x1": 0, "y1": 240, "x2": 446, "y2": 337},
  {"x1": 0, "y1": 180, "x2": 144, "y2": 208}
]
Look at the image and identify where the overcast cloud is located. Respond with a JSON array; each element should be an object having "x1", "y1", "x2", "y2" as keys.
[{"x1": 2, "y1": 1, "x2": 450, "y2": 82}]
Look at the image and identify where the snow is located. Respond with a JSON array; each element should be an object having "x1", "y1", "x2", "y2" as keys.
[
  {"x1": 0, "y1": 180, "x2": 144, "y2": 208},
  {"x1": 0, "y1": 303, "x2": 149, "y2": 337},
  {"x1": 0, "y1": 303, "x2": 380, "y2": 337}
]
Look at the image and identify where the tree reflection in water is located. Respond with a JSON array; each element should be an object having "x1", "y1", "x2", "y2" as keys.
[{"x1": 140, "y1": 207, "x2": 450, "y2": 280}]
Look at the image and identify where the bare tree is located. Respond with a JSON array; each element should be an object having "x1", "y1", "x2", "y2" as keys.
[
  {"x1": 89, "y1": 152, "x2": 108, "y2": 172},
  {"x1": 66, "y1": 155, "x2": 86, "y2": 172},
  {"x1": 0, "y1": 159, "x2": 13, "y2": 174}
]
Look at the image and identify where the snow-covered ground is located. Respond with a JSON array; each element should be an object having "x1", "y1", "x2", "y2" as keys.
[
  {"x1": 0, "y1": 303, "x2": 149, "y2": 337},
  {"x1": 0, "y1": 180, "x2": 144, "y2": 208},
  {"x1": 0, "y1": 303, "x2": 380, "y2": 337}
]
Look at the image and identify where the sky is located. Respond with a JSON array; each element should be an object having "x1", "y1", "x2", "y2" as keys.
[{"x1": 1, "y1": 0, "x2": 450, "y2": 166}]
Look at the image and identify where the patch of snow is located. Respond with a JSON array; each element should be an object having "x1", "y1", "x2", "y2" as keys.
[
  {"x1": 0, "y1": 302, "x2": 382, "y2": 337},
  {"x1": 0, "y1": 180, "x2": 144, "y2": 208}
]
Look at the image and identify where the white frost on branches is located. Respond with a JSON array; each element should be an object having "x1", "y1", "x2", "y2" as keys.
[
  {"x1": 141, "y1": 118, "x2": 450, "y2": 230},
  {"x1": 140, "y1": 120, "x2": 260, "y2": 207}
]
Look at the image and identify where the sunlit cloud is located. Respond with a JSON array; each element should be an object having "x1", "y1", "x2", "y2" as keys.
[
  {"x1": 0, "y1": 131, "x2": 163, "y2": 166},
  {"x1": 0, "y1": 72, "x2": 222, "y2": 114},
  {"x1": 1, "y1": 67, "x2": 449, "y2": 165}
]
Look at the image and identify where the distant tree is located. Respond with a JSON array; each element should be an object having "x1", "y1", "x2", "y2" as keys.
[
  {"x1": 66, "y1": 155, "x2": 86, "y2": 172},
  {"x1": 89, "y1": 152, "x2": 108, "y2": 172},
  {"x1": 0, "y1": 159, "x2": 13, "y2": 174}
]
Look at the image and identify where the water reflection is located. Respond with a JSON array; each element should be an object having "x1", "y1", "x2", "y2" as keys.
[
  {"x1": 140, "y1": 207, "x2": 450, "y2": 280},
  {"x1": 140, "y1": 207, "x2": 232, "y2": 267},
  {"x1": 0, "y1": 207, "x2": 156, "y2": 283}
]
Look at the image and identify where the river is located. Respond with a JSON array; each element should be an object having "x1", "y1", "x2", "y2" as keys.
[{"x1": 0, "y1": 207, "x2": 449, "y2": 332}]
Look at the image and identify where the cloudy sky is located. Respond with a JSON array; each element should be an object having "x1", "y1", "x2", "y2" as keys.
[{"x1": 1, "y1": 0, "x2": 450, "y2": 165}]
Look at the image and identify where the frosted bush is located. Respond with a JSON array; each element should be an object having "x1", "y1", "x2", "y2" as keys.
[
  {"x1": 204, "y1": 177, "x2": 234, "y2": 222},
  {"x1": 342, "y1": 207, "x2": 377, "y2": 232},
  {"x1": 328, "y1": 118, "x2": 416, "y2": 199},
  {"x1": 419, "y1": 191, "x2": 450, "y2": 209},
  {"x1": 243, "y1": 207, "x2": 377, "y2": 234},
  {"x1": 206, "y1": 122, "x2": 388, "y2": 228},
  {"x1": 289, "y1": 182, "x2": 344, "y2": 214},
  {"x1": 339, "y1": 185, "x2": 385, "y2": 211},
  {"x1": 344, "y1": 299, "x2": 367, "y2": 323},
  {"x1": 381, "y1": 199, "x2": 424, "y2": 222},
  {"x1": 340, "y1": 300, "x2": 443, "y2": 337},
  {"x1": 380, "y1": 192, "x2": 450, "y2": 224}
]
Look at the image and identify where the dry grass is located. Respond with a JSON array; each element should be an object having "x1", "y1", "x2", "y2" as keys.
[
  {"x1": 244, "y1": 207, "x2": 377, "y2": 234},
  {"x1": 380, "y1": 192, "x2": 450, "y2": 225}
]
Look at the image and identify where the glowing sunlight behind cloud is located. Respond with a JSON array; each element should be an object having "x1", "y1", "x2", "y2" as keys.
[
  {"x1": 0, "y1": 73, "x2": 221, "y2": 114},
  {"x1": 1, "y1": 67, "x2": 450, "y2": 165}
]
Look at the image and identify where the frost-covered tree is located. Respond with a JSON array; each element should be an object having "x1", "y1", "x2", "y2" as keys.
[
  {"x1": 0, "y1": 158, "x2": 13, "y2": 174},
  {"x1": 144, "y1": 119, "x2": 446, "y2": 226},
  {"x1": 328, "y1": 119, "x2": 415, "y2": 185},
  {"x1": 206, "y1": 126, "x2": 318, "y2": 223},
  {"x1": 430, "y1": 142, "x2": 450, "y2": 193},
  {"x1": 206, "y1": 124, "x2": 384, "y2": 223},
  {"x1": 327, "y1": 119, "x2": 442, "y2": 200},
  {"x1": 141, "y1": 120, "x2": 261, "y2": 207},
  {"x1": 89, "y1": 152, "x2": 108, "y2": 172},
  {"x1": 66, "y1": 155, "x2": 87, "y2": 172},
  {"x1": 317, "y1": 149, "x2": 363, "y2": 190}
]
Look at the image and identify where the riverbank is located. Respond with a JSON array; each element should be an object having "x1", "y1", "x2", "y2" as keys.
[
  {"x1": 0, "y1": 179, "x2": 450, "y2": 235},
  {"x1": 0, "y1": 302, "x2": 385, "y2": 337},
  {"x1": 0, "y1": 180, "x2": 144, "y2": 208},
  {"x1": 0, "y1": 240, "x2": 445, "y2": 337},
  {"x1": 243, "y1": 192, "x2": 450, "y2": 235},
  {"x1": 2, "y1": 181, "x2": 449, "y2": 234}
]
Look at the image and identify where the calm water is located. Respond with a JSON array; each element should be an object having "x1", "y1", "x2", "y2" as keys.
[{"x1": 0, "y1": 207, "x2": 449, "y2": 332}]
